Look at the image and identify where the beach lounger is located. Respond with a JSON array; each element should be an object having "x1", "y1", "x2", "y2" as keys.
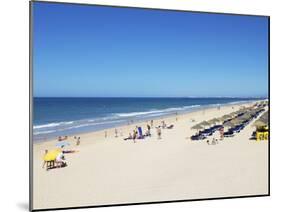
[
  {"x1": 223, "y1": 130, "x2": 234, "y2": 137},
  {"x1": 200, "y1": 128, "x2": 213, "y2": 136},
  {"x1": 124, "y1": 137, "x2": 132, "y2": 141},
  {"x1": 167, "y1": 124, "x2": 174, "y2": 129},
  {"x1": 191, "y1": 134, "x2": 206, "y2": 141}
]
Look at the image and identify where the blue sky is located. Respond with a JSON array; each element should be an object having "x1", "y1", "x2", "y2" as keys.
[{"x1": 33, "y1": 2, "x2": 269, "y2": 98}]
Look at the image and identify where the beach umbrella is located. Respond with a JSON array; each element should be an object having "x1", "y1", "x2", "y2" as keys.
[
  {"x1": 56, "y1": 141, "x2": 70, "y2": 148},
  {"x1": 221, "y1": 115, "x2": 232, "y2": 122},
  {"x1": 222, "y1": 114, "x2": 232, "y2": 119},
  {"x1": 263, "y1": 111, "x2": 268, "y2": 116},
  {"x1": 259, "y1": 117, "x2": 268, "y2": 125},
  {"x1": 229, "y1": 112, "x2": 237, "y2": 117},
  {"x1": 217, "y1": 117, "x2": 226, "y2": 122},
  {"x1": 260, "y1": 116, "x2": 268, "y2": 122},
  {"x1": 238, "y1": 114, "x2": 251, "y2": 120},
  {"x1": 236, "y1": 110, "x2": 245, "y2": 115},
  {"x1": 191, "y1": 124, "x2": 203, "y2": 130},
  {"x1": 223, "y1": 121, "x2": 235, "y2": 128},
  {"x1": 43, "y1": 149, "x2": 61, "y2": 161},
  {"x1": 212, "y1": 118, "x2": 221, "y2": 123},
  {"x1": 235, "y1": 111, "x2": 244, "y2": 116},
  {"x1": 208, "y1": 119, "x2": 217, "y2": 125},
  {"x1": 260, "y1": 112, "x2": 268, "y2": 120},
  {"x1": 230, "y1": 119, "x2": 242, "y2": 125},
  {"x1": 252, "y1": 120, "x2": 267, "y2": 128},
  {"x1": 208, "y1": 118, "x2": 221, "y2": 125},
  {"x1": 199, "y1": 120, "x2": 211, "y2": 127}
]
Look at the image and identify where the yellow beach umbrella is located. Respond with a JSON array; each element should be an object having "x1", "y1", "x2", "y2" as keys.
[{"x1": 43, "y1": 149, "x2": 61, "y2": 161}]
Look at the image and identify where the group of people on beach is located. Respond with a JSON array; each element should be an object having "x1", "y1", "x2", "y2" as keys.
[
  {"x1": 206, "y1": 138, "x2": 219, "y2": 145},
  {"x1": 42, "y1": 135, "x2": 81, "y2": 170},
  {"x1": 42, "y1": 149, "x2": 67, "y2": 170},
  {"x1": 123, "y1": 123, "x2": 152, "y2": 142},
  {"x1": 121, "y1": 120, "x2": 174, "y2": 142},
  {"x1": 42, "y1": 117, "x2": 177, "y2": 171}
]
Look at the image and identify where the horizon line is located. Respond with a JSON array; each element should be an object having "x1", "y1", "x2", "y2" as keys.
[{"x1": 33, "y1": 96, "x2": 268, "y2": 99}]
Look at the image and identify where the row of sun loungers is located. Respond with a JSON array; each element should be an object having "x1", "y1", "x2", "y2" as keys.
[
  {"x1": 223, "y1": 108, "x2": 265, "y2": 137},
  {"x1": 191, "y1": 125, "x2": 222, "y2": 140},
  {"x1": 191, "y1": 105, "x2": 266, "y2": 141}
]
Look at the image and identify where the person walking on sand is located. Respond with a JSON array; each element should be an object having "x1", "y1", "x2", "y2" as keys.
[
  {"x1": 115, "y1": 128, "x2": 118, "y2": 138},
  {"x1": 150, "y1": 120, "x2": 154, "y2": 128},
  {"x1": 42, "y1": 149, "x2": 48, "y2": 168},
  {"x1": 76, "y1": 137, "x2": 80, "y2": 146},
  {"x1": 162, "y1": 120, "x2": 166, "y2": 129},
  {"x1": 157, "y1": 127, "x2": 162, "y2": 140},
  {"x1": 133, "y1": 130, "x2": 137, "y2": 143},
  {"x1": 55, "y1": 152, "x2": 67, "y2": 168},
  {"x1": 219, "y1": 127, "x2": 224, "y2": 140},
  {"x1": 147, "y1": 124, "x2": 151, "y2": 136},
  {"x1": 212, "y1": 138, "x2": 216, "y2": 145},
  {"x1": 105, "y1": 131, "x2": 107, "y2": 138}
]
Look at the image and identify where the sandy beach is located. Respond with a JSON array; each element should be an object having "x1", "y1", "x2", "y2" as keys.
[{"x1": 32, "y1": 101, "x2": 268, "y2": 210}]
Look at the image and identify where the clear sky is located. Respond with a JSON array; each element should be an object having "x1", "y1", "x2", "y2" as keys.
[{"x1": 33, "y1": 2, "x2": 269, "y2": 98}]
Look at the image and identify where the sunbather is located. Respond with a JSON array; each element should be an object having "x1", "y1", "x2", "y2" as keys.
[
  {"x1": 55, "y1": 152, "x2": 67, "y2": 168},
  {"x1": 124, "y1": 133, "x2": 133, "y2": 140},
  {"x1": 157, "y1": 127, "x2": 162, "y2": 139},
  {"x1": 161, "y1": 121, "x2": 166, "y2": 129},
  {"x1": 62, "y1": 150, "x2": 77, "y2": 154},
  {"x1": 133, "y1": 130, "x2": 137, "y2": 143},
  {"x1": 146, "y1": 124, "x2": 151, "y2": 136},
  {"x1": 167, "y1": 124, "x2": 174, "y2": 129},
  {"x1": 115, "y1": 128, "x2": 118, "y2": 137},
  {"x1": 145, "y1": 130, "x2": 151, "y2": 137}
]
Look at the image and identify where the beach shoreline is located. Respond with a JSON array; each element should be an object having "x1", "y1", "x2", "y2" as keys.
[{"x1": 33, "y1": 99, "x2": 262, "y2": 144}]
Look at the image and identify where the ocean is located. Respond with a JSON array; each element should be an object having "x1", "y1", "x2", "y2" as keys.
[{"x1": 33, "y1": 97, "x2": 263, "y2": 141}]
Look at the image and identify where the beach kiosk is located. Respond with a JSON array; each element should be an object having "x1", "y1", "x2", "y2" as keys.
[
  {"x1": 253, "y1": 120, "x2": 268, "y2": 142},
  {"x1": 256, "y1": 126, "x2": 269, "y2": 141}
]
